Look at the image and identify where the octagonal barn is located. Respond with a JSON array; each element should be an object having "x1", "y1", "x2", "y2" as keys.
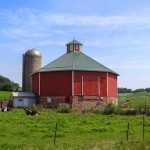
[{"x1": 32, "y1": 39, "x2": 119, "y2": 108}]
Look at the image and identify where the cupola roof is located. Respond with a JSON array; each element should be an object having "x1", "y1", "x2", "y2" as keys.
[{"x1": 66, "y1": 39, "x2": 83, "y2": 46}]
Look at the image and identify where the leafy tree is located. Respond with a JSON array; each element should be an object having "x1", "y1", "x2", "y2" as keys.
[
  {"x1": 146, "y1": 88, "x2": 150, "y2": 92},
  {"x1": 0, "y1": 75, "x2": 21, "y2": 91},
  {"x1": 118, "y1": 87, "x2": 150, "y2": 93},
  {"x1": 118, "y1": 87, "x2": 132, "y2": 93}
]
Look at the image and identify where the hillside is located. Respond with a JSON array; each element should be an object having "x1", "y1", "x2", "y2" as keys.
[
  {"x1": 0, "y1": 91, "x2": 11, "y2": 100},
  {"x1": 118, "y1": 91, "x2": 150, "y2": 108},
  {"x1": 0, "y1": 75, "x2": 20, "y2": 91}
]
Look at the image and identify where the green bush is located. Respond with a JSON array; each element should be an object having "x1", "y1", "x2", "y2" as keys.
[
  {"x1": 103, "y1": 102, "x2": 117, "y2": 115},
  {"x1": 137, "y1": 107, "x2": 144, "y2": 115},
  {"x1": 116, "y1": 107, "x2": 150, "y2": 116},
  {"x1": 146, "y1": 108, "x2": 150, "y2": 116},
  {"x1": 32, "y1": 104, "x2": 43, "y2": 112},
  {"x1": 124, "y1": 109, "x2": 137, "y2": 116},
  {"x1": 116, "y1": 108, "x2": 126, "y2": 115},
  {"x1": 57, "y1": 107, "x2": 71, "y2": 113},
  {"x1": 92, "y1": 109, "x2": 103, "y2": 114},
  {"x1": 82, "y1": 108, "x2": 92, "y2": 113}
]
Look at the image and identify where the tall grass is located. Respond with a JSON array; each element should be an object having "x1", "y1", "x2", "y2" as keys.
[{"x1": 0, "y1": 109, "x2": 150, "y2": 150}]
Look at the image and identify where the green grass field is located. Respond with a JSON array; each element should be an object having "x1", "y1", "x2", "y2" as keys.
[
  {"x1": 0, "y1": 109, "x2": 150, "y2": 150},
  {"x1": 0, "y1": 91, "x2": 150, "y2": 149},
  {"x1": 0, "y1": 91, "x2": 11, "y2": 100},
  {"x1": 118, "y1": 91, "x2": 150, "y2": 108}
]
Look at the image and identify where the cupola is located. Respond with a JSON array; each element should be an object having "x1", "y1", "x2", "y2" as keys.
[{"x1": 66, "y1": 39, "x2": 83, "y2": 53}]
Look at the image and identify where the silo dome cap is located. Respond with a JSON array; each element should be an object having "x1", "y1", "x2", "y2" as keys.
[{"x1": 25, "y1": 48, "x2": 42, "y2": 56}]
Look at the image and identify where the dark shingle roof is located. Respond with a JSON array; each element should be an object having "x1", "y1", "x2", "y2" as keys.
[
  {"x1": 37, "y1": 52, "x2": 119, "y2": 75},
  {"x1": 66, "y1": 39, "x2": 83, "y2": 46}
]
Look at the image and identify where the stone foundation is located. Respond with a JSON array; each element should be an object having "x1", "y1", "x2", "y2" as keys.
[
  {"x1": 38, "y1": 96, "x2": 118, "y2": 109},
  {"x1": 38, "y1": 96, "x2": 67, "y2": 108},
  {"x1": 71, "y1": 96, "x2": 118, "y2": 109}
]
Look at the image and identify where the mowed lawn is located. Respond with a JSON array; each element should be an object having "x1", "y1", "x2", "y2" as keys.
[
  {"x1": 118, "y1": 92, "x2": 150, "y2": 108},
  {"x1": 0, "y1": 91, "x2": 11, "y2": 100},
  {"x1": 0, "y1": 109, "x2": 150, "y2": 150}
]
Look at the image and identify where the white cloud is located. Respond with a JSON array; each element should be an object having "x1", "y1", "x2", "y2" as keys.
[
  {"x1": 1, "y1": 8, "x2": 150, "y2": 40},
  {"x1": 41, "y1": 14, "x2": 150, "y2": 27},
  {"x1": 37, "y1": 40, "x2": 66, "y2": 46}
]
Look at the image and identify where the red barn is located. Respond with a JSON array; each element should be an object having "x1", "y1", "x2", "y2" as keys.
[{"x1": 32, "y1": 39, "x2": 119, "y2": 108}]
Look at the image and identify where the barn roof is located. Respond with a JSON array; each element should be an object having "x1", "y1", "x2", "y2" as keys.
[
  {"x1": 36, "y1": 52, "x2": 119, "y2": 75},
  {"x1": 11, "y1": 92, "x2": 36, "y2": 97}
]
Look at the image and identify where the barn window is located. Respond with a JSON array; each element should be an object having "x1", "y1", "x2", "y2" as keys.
[
  {"x1": 78, "y1": 96, "x2": 83, "y2": 102},
  {"x1": 18, "y1": 99, "x2": 23, "y2": 101},
  {"x1": 47, "y1": 97, "x2": 51, "y2": 103}
]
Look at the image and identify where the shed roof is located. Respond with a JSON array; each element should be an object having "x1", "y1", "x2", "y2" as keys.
[
  {"x1": 11, "y1": 92, "x2": 36, "y2": 97},
  {"x1": 36, "y1": 51, "x2": 119, "y2": 75}
]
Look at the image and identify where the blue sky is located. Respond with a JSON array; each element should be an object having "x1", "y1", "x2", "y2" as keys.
[{"x1": 0, "y1": 0, "x2": 150, "y2": 90}]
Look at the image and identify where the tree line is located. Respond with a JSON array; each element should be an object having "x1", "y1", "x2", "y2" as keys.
[
  {"x1": 0, "y1": 75, "x2": 21, "y2": 91},
  {"x1": 118, "y1": 87, "x2": 150, "y2": 93}
]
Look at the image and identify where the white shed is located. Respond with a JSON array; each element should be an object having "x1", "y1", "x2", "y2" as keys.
[{"x1": 10, "y1": 92, "x2": 36, "y2": 107}]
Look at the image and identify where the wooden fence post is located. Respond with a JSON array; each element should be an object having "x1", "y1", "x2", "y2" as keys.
[
  {"x1": 54, "y1": 122, "x2": 58, "y2": 146},
  {"x1": 144, "y1": 100, "x2": 147, "y2": 114},
  {"x1": 127, "y1": 123, "x2": 129, "y2": 141},
  {"x1": 143, "y1": 100, "x2": 146, "y2": 140},
  {"x1": 143, "y1": 113, "x2": 144, "y2": 140}
]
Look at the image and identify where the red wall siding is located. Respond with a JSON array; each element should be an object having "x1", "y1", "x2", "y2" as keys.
[
  {"x1": 83, "y1": 76, "x2": 98, "y2": 95},
  {"x1": 32, "y1": 73, "x2": 39, "y2": 95},
  {"x1": 100, "y1": 77, "x2": 107, "y2": 97},
  {"x1": 74, "y1": 76, "x2": 82, "y2": 95},
  {"x1": 40, "y1": 71, "x2": 72, "y2": 97},
  {"x1": 108, "y1": 73, "x2": 118, "y2": 97},
  {"x1": 74, "y1": 71, "x2": 107, "y2": 96},
  {"x1": 32, "y1": 71, "x2": 118, "y2": 98}
]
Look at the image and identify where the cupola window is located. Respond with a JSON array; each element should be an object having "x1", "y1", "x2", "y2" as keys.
[
  {"x1": 75, "y1": 44, "x2": 79, "y2": 50},
  {"x1": 70, "y1": 45, "x2": 73, "y2": 51}
]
